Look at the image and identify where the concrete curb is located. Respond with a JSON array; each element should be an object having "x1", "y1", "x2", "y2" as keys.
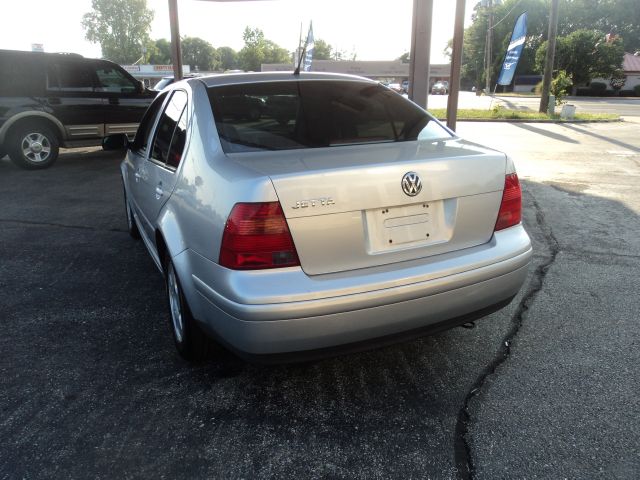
[{"x1": 435, "y1": 118, "x2": 622, "y2": 123}]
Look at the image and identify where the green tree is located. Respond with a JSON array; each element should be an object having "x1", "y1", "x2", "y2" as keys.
[
  {"x1": 558, "y1": 0, "x2": 640, "y2": 52},
  {"x1": 181, "y1": 36, "x2": 219, "y2": 71},
  {"x1": 238, "y1": 27, "x2": 291, "y2": 71},
  {"x1": 398, "y1": 52, "x2": 410, "y2": 63},
  {"x1": 452, "y1": 0, "x2": 640, "y2": 89},
  {"x1": 82, "y1": 0, "x2": 154, "y2": 64},
  {"x1": 313, "y1": 39, "x2": 333, "y2": 60},
  {"x1": 217, "y1": 46, "x2": 239, "y2": 70},
  {"x1": 535, "y1": 29, "x2": 624, "y2": 91},
  {"x1": 148, "y1": 38, "x2": 172, "y2": 64}
]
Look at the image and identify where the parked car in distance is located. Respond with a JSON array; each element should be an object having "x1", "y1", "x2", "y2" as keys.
[
  {"x1": 431, "y1": 81, "x2": 449, "y2": 95},
  {"x1": 0, "y1": 49, "x2": 155, "y2": 169},
  {"x1": 109, "y1": 72, "x2": 532, "y2": 363}
]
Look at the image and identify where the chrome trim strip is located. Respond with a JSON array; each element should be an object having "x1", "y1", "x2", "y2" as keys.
[
  {"x1": 65, "y1": 124, "x2": 104, "y2": 138},
  {"x1": 105, "y1": 123, "x2": 139, "y2": 135}
]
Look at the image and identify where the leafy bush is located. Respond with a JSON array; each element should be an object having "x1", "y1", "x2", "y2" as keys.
[
  {"x1": 609, "y1": 70, "x2": 626, "y2": 90},
  {"x1": 551, "y1": 71, "x2": 573, "y2": 105},
  {"x1": 634, "y1": 85, "x2": 640, "y2": 97},
  {"x1": 590, "y1": 82, "x2": 608, "y2": 94}
]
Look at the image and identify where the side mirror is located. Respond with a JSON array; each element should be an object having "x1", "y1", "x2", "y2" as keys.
[
  {"x1": 137, "y1": 80, "x2": 145, "y2": 93},
  {"x1": 102, "y1": 133, "x2": 130, "y2": 151}
]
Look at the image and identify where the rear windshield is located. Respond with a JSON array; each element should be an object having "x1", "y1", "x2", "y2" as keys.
[{"x1": 207, "y1": 80, "x2": 452, "y2": 152}]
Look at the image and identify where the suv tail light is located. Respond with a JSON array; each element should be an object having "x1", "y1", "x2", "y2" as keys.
[
  {"x1": 219, "y1": 202, "x2": 300, "y2": 270},
  {"x1": 494, "y1": 173, "x2": 522, "y2": 231}
]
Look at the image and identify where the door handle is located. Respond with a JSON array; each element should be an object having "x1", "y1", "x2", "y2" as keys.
[{"x1": 155, "y1": 185, "x2": 164, "y2": 199}]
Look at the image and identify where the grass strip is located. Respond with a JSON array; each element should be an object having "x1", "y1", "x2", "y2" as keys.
[{"x1": 428, "y1": 108, "x2": 619, "y2": 121}]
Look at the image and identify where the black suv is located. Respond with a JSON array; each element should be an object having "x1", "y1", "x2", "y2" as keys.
[{"x1": 0, "y1": 49, "x2": 155, "y2": 169}]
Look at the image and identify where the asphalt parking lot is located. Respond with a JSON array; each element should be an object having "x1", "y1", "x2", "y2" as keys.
[{"x1": 1, "y1": 119, "x2": 639, "y2": 479}]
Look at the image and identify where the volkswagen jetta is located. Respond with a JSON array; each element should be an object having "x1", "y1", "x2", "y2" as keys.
[{"x1": 109, "y1": 72, "x2": 532, "y2": 362}]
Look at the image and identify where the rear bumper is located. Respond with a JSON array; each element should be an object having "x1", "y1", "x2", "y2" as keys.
[{"x1": 177, "y1": 225, "x2": 532, "y2": 356}]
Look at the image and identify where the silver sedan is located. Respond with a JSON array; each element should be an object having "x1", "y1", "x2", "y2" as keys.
[{"x1": 108, "y1": 72, "x2": 532, "y2": 362}]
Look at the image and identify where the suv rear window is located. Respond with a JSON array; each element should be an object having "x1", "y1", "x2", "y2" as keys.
[
  {"x1": 207, "y1": 80, "x2": 452, "y2": 153},
  {"x1": 0, "y1": 55, "x2": 44, "y2": 95}
]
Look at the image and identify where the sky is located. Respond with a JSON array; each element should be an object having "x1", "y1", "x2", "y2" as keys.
[{"x1": 1, "y1": 0, "x2": 479, "y2": 65}]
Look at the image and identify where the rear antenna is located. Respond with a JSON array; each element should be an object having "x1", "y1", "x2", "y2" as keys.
[
  {"x1": 294, "y1": 21, "x2": 313, "y2": 76},
  {"x1": 294, "y1": 43, "x2": 307, "y2": 76}
]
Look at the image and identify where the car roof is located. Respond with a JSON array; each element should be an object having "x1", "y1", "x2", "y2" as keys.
[{"x1": 198, "y1": 71, "x2": 377, "y2": 88}]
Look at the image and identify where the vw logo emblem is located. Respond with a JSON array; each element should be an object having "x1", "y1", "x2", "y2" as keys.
[{"x1": 401, "y1": 171, "x2": 422, "y2": 197}]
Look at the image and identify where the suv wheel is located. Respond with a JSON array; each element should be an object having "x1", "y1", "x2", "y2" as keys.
[
  {"x1": 8, "y1": 123, "x2": 60, "y2": 169},
  {"x1": 166, "y1": 259, "x2": 215, "y2": 362}
]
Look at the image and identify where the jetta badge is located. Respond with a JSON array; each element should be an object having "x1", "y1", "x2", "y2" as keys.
[{"x1": 401, "y1": 171, "x2": 422, "y2": 197}]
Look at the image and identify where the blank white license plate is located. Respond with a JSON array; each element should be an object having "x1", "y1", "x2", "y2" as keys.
[{"x1": 364, "y1": 200, "x2": 448, "y2": 253}]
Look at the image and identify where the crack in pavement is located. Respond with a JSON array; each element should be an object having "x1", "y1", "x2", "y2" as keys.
[
  {"x1": 453, "y1": 192, "x2": 560, "y2": 480},
  {"x1": 0, "y1": 218, "x2": 126, "y2": 233}
]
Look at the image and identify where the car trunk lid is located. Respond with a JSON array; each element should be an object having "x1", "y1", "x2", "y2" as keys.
[{"x1": 230, "y1": 138, "x2": 506, "y2": 275}]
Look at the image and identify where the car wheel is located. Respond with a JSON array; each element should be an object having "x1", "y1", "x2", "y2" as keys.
[
  {"x1": 123, "y1": 187, "x2": 141, "y2": 239},
  {"x1": 8, "y1": 122, "x2": 60, "y2": 169},
  {"x1": 166, "y1": 259, "x2": 215, "y2": 362}
]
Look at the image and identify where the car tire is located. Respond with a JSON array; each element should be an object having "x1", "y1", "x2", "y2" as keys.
[
  {"x1": 123, "y1": 187, "x2": 141, "y2": 239},
  {"x1": 165, "y1": 259, "x2": 216, "y2": 362},
  {"x1": 8, "y1": 122, "x2": 60, "y2": 169}
]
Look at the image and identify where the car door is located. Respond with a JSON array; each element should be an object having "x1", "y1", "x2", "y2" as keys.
[
  {"x1": 134, "y1": 89, "x2": 189, "y2": 241},
  {"x1": 94, "y1": 61, "x2": 155, "y2": 138},
  {"x1": 45, "y1": 58, "x2": 105, "y2": 141},
  {"x1": 126, "y1": 91, "x2": 169, "y2": 234}
]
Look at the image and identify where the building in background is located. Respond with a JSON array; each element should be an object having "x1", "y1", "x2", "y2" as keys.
[
  {"x1": 121, "y1": 64, "x2": 191, "y2": 88},
  {"x1": 262, "y1": 60, "x2": 451, "y2": 89}
]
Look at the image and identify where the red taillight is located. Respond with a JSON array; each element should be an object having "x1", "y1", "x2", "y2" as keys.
[
  {"x1": 219, "y1": 202, "x2": 300, "y2": 270},
  {"x1": 494, "y1": 173, "x2": 522, "y2": 231}
]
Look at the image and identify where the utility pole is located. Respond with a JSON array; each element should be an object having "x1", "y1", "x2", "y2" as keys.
[
  {"x1": 539, "y1": 0, "x2": 560, "y2": 113},
  {"x1": 408, "y1": 0, "x2": 434, "y2": 109},
  {"x1": 168, "y1": 0, "x2": 183, "y2": 81},
  {"x1": 484, "y1": 0, "x2": 493, "y2": 93},
  {"x1": 446, "y1": 0, "x2": 466, "y2": 131}
]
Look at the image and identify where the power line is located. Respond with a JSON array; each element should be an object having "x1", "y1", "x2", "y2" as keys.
[{"x1": 490, "y1": 0, "x2": 525, "y2": 30}]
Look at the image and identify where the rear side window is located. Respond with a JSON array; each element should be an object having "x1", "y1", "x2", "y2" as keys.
[
  {"x1": 95, "y1": 64, "x2": 138, "y2": 93},
  {"x1": 0, "y1": 54, "x2": 44, "y2": 95},
  {"x1": 207, "y1": 80, "x2": 452, "y2": 153},
  {"x1": 47, "y1": 62, "x2": 95, "y2": 91},
  {"x1": 132, "y1": 92, "x2": 168, "y2": 153},
  {"x1": 150, "y1": 90, "x2": 188, "y2": 168}
]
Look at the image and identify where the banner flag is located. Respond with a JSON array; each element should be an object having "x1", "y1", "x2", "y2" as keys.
[
  {"x1": 497, "y1": 12, "x2": 528, "y2": 86},
  {"x1": 303, "y1": 22, "x2": 314, "y2": 72}
]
